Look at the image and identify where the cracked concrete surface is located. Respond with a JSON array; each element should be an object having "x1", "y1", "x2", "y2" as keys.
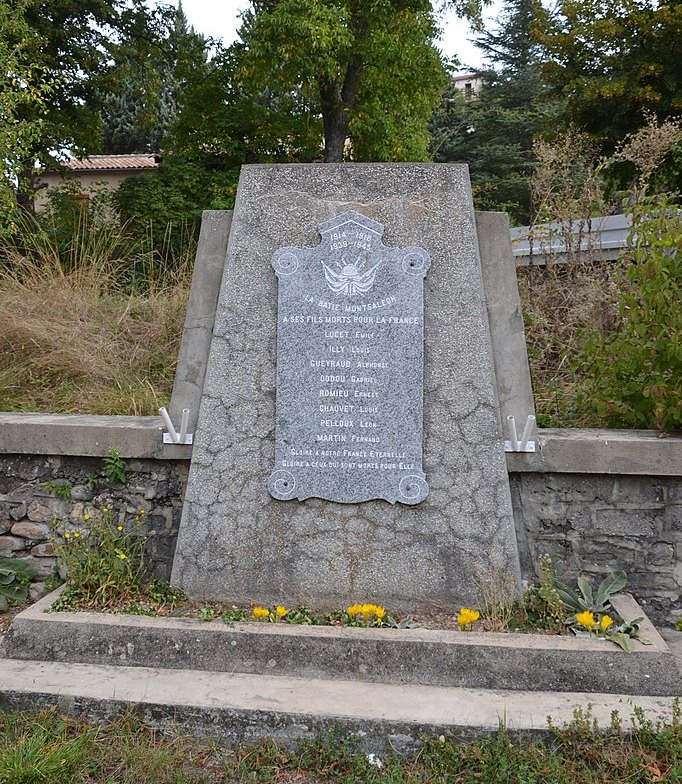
[{"x1": 171, "y1": 164, "x2": 521, "y2": 608}]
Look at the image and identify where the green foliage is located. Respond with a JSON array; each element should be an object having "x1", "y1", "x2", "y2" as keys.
[
  {"x1": 103, "y1": 447, "x2": 126, "y2": 484},
  {"x1": 198, "y1": 607, "x2": 216, "y2": 622},
  {"x1": 0, "y1": 558, "x2": 37, "y2": 612},
  {"x1": 4, "y1": 0, "x2": 157, "y2": 209},
  {"x1": 557, "y1": 571, "x2": 627, "y2": 614},
  {"x1": 522, "y1": 553, "x2": 566, "y2": 631},
  {"x1": 50, "y1": 505, "x2": 147, "y2": 611},
  {"x1": 575, "y1": 194, "x2": 682, "y2": 431},
  {"x1": 99, "y1": 2, "x2": 208, "y2": 154},
  {"x1": 113, "y1": 157, "x2": 229, "y2": 239},
  {"x1": 238, "y1": 0, "x2": 449, "y2": 162},
  {"x1": 40, "y1": 480, "x2": 72, "y2": 500},
  {"x1": 676, "y1": 619, "x2": 682, "y2": 632},
  {"x1": 430, "y1": 0, "x2": 562, "y2": 223},
  {"x1": 537, "y1": 0, "x2": 682, "y2": 177},
  {"x1": 0, "y1": 0, "x2": 55, "y2": 235}
]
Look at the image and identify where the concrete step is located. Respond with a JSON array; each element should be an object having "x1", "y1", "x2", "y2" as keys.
[
  {"x1": 3, "y1": 590, "x2": 679, "y2": 697},
  {"x1": 0, "y1": 658, "x2": 678, "y2": 754}
]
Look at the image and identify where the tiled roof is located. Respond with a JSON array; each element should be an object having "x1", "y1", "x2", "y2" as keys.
[{"x1": 62, "y1": 154, "x2": 159, "y2": 172}]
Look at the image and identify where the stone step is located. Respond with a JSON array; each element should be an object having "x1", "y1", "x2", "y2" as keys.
[
  {"x1": 0, "y1": 657, "x2": 677, "y2": 755},
  {"x1": 2, "y1": 590, "x2": 679, "y2": 697}
]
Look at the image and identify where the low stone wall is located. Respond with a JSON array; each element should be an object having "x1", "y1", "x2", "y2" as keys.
[
  {"x1": 510, "y1": 473, "x2": 681, "y2": 625},
  {"x1": 0, "y1": 418, "x2": 680, "y2": 625},
  {"x1": 0, "y1": 454, "x2": 187, "y2": 599}
]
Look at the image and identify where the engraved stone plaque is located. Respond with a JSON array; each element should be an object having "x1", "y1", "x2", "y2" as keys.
[{"x1": 268, "y1": 210, "x2": 430, "y2": 505}]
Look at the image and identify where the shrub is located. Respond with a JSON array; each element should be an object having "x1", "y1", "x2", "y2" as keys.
[{"x1": 575, "y1": 194, "x2": 681, "y2": 431}]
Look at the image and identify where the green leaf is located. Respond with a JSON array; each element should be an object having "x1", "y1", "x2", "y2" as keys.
[
  {"x1": 577, "y1": 577, "x2": 594, "y2": 605},
  {"x1": 608, "y1": 632, "x2": 634, "y2": 653},
  {"x1": 556, "y1": 586, "x2": 582, "y2": 612},
  {"x1": 0, "y1": 558, "x2": 37, "y2": 579},
  {"x1": 0, "y1": 595, "x2": 8, "y2": 612},
  {"x1": 595, "y1": 571, "x2": 627, "y2": 600}
]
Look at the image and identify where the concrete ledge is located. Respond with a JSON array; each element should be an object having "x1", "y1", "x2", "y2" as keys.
[
  {"x1": 0, "y1": 659, "x2": 677, "y2": 753},
  {"x1": 2, "y1": 590, "x2": 678, "y2": 697},
  {"x1": 0, "y1": 413, "x2": 679, "y2": 476},
  {"x1": 0, "y1": 413, "x2": 191, "y2": 460},
  {"x1": 506, "y1": 428, "x2": 682, "y2": 476}
]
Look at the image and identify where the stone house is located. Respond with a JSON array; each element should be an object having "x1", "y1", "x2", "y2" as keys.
[{"x1": 35, "y1": 154, "x2": 159, "y2": 210}]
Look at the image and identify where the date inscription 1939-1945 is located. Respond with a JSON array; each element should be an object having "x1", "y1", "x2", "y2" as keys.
[{"x1": 267, "y1": 210, "x2": 430, "y2": 505}]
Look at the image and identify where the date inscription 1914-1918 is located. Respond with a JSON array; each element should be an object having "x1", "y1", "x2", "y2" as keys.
[{"x1": 268, "y1": 210, "x2": 430, "y2": 505}]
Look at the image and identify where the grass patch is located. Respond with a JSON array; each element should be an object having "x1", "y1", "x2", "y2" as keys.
[
  {"x1": 0, "y1": 705, "x2": 679, "y2": 783},
  {"x1": 0, "y1": 217, "x2": 192, "y2": 415}
]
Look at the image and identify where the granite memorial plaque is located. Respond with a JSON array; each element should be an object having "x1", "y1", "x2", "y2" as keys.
[{"x1": 268, "y1": 211, "x2": 429, "y2": 505}]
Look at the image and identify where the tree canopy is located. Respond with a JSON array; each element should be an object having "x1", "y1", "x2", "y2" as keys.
[
  {"x1": 536, "y1": 0, "x2": 682, "y2": 153},
  {"x1": 238, "y1": 0, "x2": 449, "y2": 161},
  {"x1": 430, "y1": 0, "x2": 560, "y2": 223},
  {"x1": 100, "y1": 2, "x2": 208, "y2": 154}
]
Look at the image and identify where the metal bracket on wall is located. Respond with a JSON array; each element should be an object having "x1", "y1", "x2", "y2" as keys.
[
  {"x1": 504, "y1": 414, "x2": 536, "y2": 453},
  {"x1": 159, "y1": 407, "x2": 193, "y2": 445}
]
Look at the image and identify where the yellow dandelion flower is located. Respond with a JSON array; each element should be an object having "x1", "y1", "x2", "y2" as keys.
[
  {"x1": 457, "y1": 608, "x2": 480, "y2": 628},
  {"x1": 115, "y1": 549, "x2": 127, "y2": 560},
  {"x1": 276, "y1": 605, "x2": 288, "y2": 618},
  {"x1": 74, "y1": 531, "x2": 80, "y2": 538},
  {"x1": 361, "y1": 603, "x2": 375, "y2": 617},
  {"x1": 576, "y1": 610, "x2": 596, "y2": 631},
  {"x1": 83, "y1": 514, "x2": 90, "y2": 521},
  {"x1": 600, "y1": 614, "x2": 614, "y2": 632},
  {"x1": 64, "y1": 532, "x2": 70, "y2": 539},
  {"x1": 347, "y1": 604, "x2": 362, "y2": 617},
  {"x1": 252, "y1": 606, "x2": 269, "y2": 620},
  {"x1": 374, "y1": 606, "x2": 386, "y2": 620},
  {"x1": 102, "y1": 507, "x2": 109, "y2": 513},
  {"x1": 117, "y1": 525, "x2": 123, "y2": 531}
]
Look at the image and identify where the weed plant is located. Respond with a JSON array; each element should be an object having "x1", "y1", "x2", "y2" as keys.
[
  {"x1": 50, "y1": 505, "x2": 149, "y2": 611},
  {"x1": 521, "y1": 117, "x2": 681, "y2": 430},
  {"x1": 0, "y1": 704, "x2": 679, "y2": 783}
]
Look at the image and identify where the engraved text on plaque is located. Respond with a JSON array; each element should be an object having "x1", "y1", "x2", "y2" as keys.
[{"x1": 268, "y1": 211, "x2": 430, "y2": 504}]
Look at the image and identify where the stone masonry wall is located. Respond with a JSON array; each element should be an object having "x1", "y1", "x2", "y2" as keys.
[
  {"x1": 0, "y1": 455, "x2": 188, "y2": 599},
  {"x1": 510, "y1": 473, "x2": 681, "y2": 626},
  {"x1": 0, "y1": 453, "x2": 679, "y2": 625}
]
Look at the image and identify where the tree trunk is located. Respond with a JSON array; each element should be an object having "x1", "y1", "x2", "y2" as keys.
[
  {"x1": 15, "y1": 161, "x2": 37, "y2": 216},
  {"x1": 319, "y1": 78, "x2": 348, "y2": 162},
  {"x1": 319, "y1": 52, "x2": 363, "y2": 162}
]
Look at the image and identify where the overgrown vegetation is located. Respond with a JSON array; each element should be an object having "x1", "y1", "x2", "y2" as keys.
[
  {"x1": 519, "y1": 117, "x2": 682, "y2": 430},
  {"x1": 0, "y1": 705, "x2": 679, "y2": 783},
  {"x1": 0, "y1": 192, "x2": 192, "y2": 414}
]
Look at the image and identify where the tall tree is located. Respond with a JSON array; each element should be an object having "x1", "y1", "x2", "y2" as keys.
[
  {"x1": 4, "y1": 0, "x2": 155, "y2": 208},
  {"x1": 536, "y1": 0, "x2": 682, "y2": 153},
  {"x1": 100, "y1": 1, "x2": 208, "y2": 154},
  {"x1": 430, "y1": 0, "x2": 560, "y2": 223},
  {"x1": 238, "y1": 0, "x2": 448, "y2": 162},
  {"x1": 0, "y1": 0, "x2": 53, "y2": 232}
]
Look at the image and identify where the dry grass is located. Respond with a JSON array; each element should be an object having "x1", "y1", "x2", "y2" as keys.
[
  {"x1": 0, "y1": 221, "x2": 192, "y2": 415},
  {"x1": 517, "y1": 259, "x2": 620, "y2": 428}
]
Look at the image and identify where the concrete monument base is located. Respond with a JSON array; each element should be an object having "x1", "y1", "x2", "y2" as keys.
[{"x1": 171, "y1": 164, "x2": 521, "y2": 608}]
